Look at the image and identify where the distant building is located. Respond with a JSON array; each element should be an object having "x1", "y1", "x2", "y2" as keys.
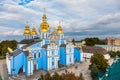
[
  {"x1": 82, "y1": 46, "x2": 110, "y2": 60},
  {"x1": 106, "y1": 37, "x2": 120, "y2": 46},
  {"x1": 6, "y1": 10, "x2": 83, "y2": 76},
  {"x1": 96, "y1": 44, "x2": 120, "y2": 52}
]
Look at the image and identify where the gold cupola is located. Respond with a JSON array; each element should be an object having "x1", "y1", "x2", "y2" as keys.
[
  {"x1": 57, "y1": 23, "x2": 64, "y2": 34},
  {"x1": 40, "y1": 8, "x2": 49, "y2": 33},
  {"x1": 24, "y1": 25, "x2": 31, "y2": 35},
  {"x1": 31, "y1": 27, "x2": 37, "y2": 35}
]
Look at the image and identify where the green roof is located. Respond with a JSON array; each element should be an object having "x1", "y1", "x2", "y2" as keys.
[{"x1": 102, "y1": 58, "x2": 120, "y2": 80}]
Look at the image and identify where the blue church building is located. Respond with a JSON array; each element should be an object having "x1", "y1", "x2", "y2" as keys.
[{"x1": 6, "y1": 11, "x2": 83, "y2": 76}]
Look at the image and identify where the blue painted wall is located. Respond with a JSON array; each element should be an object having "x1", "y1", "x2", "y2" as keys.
[
  {"x1": 74, "y1": 48, "x2": 81, "y2": 62},
  {"x1": 41, "y1": 49, "x2": 47, "y2": 71},
  {"x1": 59, "y1": 47, "x2": 66, "y2": 66},
  {"x1": 45, "y1": 40, "x2": 50, "y2": 44},
  {"x1": 61, "y1": 40, "x2": 64, "y2": 44},
  {"x1": 10, "y1": 52, "x2": 27, "y2": 76},
  {"x1": 30, "y1": 42, "x2": 41, "y2": 48}
]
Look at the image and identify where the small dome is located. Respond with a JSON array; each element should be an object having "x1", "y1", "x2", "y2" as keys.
[
  {"x1": 57, "y1": 24, "x2": 63, "y2": 34},
  {"x1": 31, "y1": 27, "x2": 37, "y2": 35},
  {"x1": 24, "y1": 25, "x2": 31, "y2": 35}
]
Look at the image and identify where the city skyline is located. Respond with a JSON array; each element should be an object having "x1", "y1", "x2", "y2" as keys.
[{"x1": 0, "y1": 0, "x2": 120, "y2": 41}]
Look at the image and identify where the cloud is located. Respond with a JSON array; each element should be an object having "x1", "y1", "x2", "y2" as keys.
[
  {"x1": 0, "y1": 0, "x2": 120, "y2": 41},
  {"x1": 0, "y1": 26, "x2": 23, "y2": 36}
]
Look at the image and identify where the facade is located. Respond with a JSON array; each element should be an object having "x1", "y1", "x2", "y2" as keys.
[
  {"x1": 106, "y1": 37, "x2": 120, "y2": 46},
  {"x1": 96, "y1": 44, "x2": 120, "y2": 52},
  {"x1": 6, "y1": 11, "x2": 83, "y2": 76},
  {"x1": 82, "y1": 46, "x2": 110, "y2": 60}
]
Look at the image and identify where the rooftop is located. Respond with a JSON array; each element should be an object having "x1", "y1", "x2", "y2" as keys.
[{"x1": 82, "y1": 46, "x2": 108, "y2": 55}]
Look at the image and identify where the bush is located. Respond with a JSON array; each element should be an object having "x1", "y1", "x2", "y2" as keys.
[{"x1": 38, "y1": 72, "x2": 84, "y2": 80}]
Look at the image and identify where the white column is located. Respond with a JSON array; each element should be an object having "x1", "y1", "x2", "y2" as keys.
[
  {"x1": 28, "y1": 60, "x2": 33, "y2": 76},
  {"x1": 81, "y1": 52, "x2": 83, "y2": 62},
  {"x1": 6, "y1": 56, "x2": 11, "y2": 74}
]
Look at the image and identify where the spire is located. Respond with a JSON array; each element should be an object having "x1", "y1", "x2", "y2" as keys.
[{"x1": 42, "y1": 8, "x2": 47, "y2": 21}]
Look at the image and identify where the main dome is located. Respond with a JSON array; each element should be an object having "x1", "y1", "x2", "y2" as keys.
[{"x1": 40, "y1": 13, "x2": 49, "y2": 33}]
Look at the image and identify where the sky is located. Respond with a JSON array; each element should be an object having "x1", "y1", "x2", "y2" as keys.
[{"x1": 0, "y1": 0, "x2": 120, "y2": 41}]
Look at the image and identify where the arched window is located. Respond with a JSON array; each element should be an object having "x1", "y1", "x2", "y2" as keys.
[
  {"x1": 38, "y1": 52, "x2": 40, "y2": 58},
  {"x1": 52, "y1": 62, "x2": 54, "y2": 66},
  {"x1": 34, "y1": 53, "x2": 36, "y2": 58},
  {"x1": 52, "y1": 50, "x2": 54, "y2": 55},
  {"x1": 69, "y1": 58, "x2": 71, "y2": 62}
]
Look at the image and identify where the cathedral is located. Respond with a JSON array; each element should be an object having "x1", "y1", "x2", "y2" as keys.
[{"x1": 6, "y1": 10, "x2": 83, "y2": 76}]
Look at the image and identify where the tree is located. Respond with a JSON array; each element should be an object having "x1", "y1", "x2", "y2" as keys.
[
  {"x1": 38, "y1": 72, "x2": 84, "y2": 80},
  {"x1": 90, "y1": 64, "x2": 99, "y2": 79},
  {"x1": 38, "y1": 74, "x2": 44, "y2": 80},
  {"x1": 0, "y1": 40, "x2": 17, "y2": 57},
  {"x1": 0, "y1": 74, "x2": 2, "y2": 80},
  {"x1": 108, "y1": 51, "x2": 116, "y2": 58},
  {"x1": 44, "y1": 72, "x2": 52, "y2": 80},
  {"x1": 83, "y1": 37, "x2": 105, "y2": 46},
  {"x1": 116, "y1": 51, "x2": 120, "y2": 57},
  {"x1": 52, "y1": 72, "x2": 61, "y2": 80},
  {"x1": 89, "y1": 53, "x2": 109, "y2": 73}
]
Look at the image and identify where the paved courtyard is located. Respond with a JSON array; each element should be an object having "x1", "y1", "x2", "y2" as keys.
[{"x1": 0, "y1": 58, "x2": 114, "y2": 80}]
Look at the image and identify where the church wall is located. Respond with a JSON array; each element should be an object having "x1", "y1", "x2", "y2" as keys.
[
  {"x1": 47, "y1": 45, "x2": 59, "y2": 70},
  {"x1": 27, "y1": 59, "x2": 33, "y2": 76},
  {"x1": 74, "y1": 48, "x2": 81, "y2": 62},
  {"x1": 10, "y1": 52, "x2": 26, "y2": 75},
  {"x1": 6, "y1": 54, "x2": 11, "y2": 74},
  {"x1": 30, "y1": 42, "x2": 41, "y2": 48},
  {"x1": 59, "y1": 47, "x2": 66, "y2": 66},
  {"x1": 45, "y1": 39, "x2": 50, "y2": 44},
  {"x1": 41, "y1": 49, "x2": 48, "y2": 71},
  {"x1": 24, "y1": 54, "x2": 28, "y2": 76},
  {"x1": 31, "y1": 49, "x2": 41, "y2": 70},
  {"x1": 66, "y1": 44, "x2": 74, "y2": 65},
  {"x1": 61, "y1": 40, "x2": 65, "y2": 44}
]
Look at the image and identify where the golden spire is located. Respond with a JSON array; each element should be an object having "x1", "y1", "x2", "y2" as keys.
[
  {"x1": 40, "y1": 8, "x2": 49, "y2": 33},
  {"x1": 24, "y1": 22, "x2": 31, "y2": 35},
  {"x1": 57, "y1": 22, "x2": 63, "y2": 34},
  {"x1": 7, "y1": 47, "x2": 13, "y2": 53},
  {"x1": 42, "y1": 8, "x2": 46, "y2": 20},
  {"x1": 31, "y1": 27, "x2": 37, "y2": 35}
]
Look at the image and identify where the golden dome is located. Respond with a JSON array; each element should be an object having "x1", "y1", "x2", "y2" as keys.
[
  {"x1": 31, "y1": 27, "x2": 37, "y2": 35},
  {"x1": 57, "y1": 24, "x2": 63, "y2": 34},
  {"x1": 24, "y1": 25, "x2": 31, "y2": 35},
  {"x1": 40, "y1": 20, "x2": 49, "y2": 32},
  {"x1": 40, "y1": 9, "x2": 49, "y2": 33}
]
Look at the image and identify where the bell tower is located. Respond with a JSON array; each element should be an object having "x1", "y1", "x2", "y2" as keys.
[{"x1": 39, "y1": 8, "x2": 49, "y2": 39}]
